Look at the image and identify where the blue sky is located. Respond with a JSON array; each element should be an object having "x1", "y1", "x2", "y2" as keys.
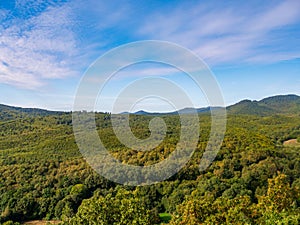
[{"x1": 0, "y1": 0, "x2": 300, "y2": 112}]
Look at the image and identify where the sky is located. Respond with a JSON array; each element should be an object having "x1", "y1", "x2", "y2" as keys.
[{"x1": 0, "y1": 0, "x2": 300, "y2": 112}]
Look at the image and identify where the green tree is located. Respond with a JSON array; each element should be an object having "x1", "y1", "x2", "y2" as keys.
[
  {"x1": 62, "y1": 188, "x2": 152, "y2": 225},
  {"x1": 257, "y1": 173, "x2": 294, "y2": 212}
]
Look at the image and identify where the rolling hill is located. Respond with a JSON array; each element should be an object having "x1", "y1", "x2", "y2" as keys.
[
  {"x1": 1, "y1": 94, "x2": 299, "y2": 119},
  {"x1": 227, "y1": 94, "x2": 300, "y2": 116},
  {"x1": 0, "y1": 94, "x2": 300, "y2": 224},
  {"x1": 0, "y1": 104, "x2": 64, "y2": 120},
  {"x1": 130, "y1": 94, "x2": 300, "y2": 116}
]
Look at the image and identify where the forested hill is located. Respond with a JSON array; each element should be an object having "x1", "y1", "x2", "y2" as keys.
[
  {"x1": 123, "y1": 94, "x2": 300, "y2": 116},
  {"x1": 1, "y1": 94, "x2": 299, "y2": 119},
  {"x1": 0, "y1": 94, "x2": 300, "y2": 224},
  {"x1": 0, "y1": 104, "x2": 64, "y2": 120},
  {"x1": 227, "y1": 94, "x2": 300, "y2": 116}
]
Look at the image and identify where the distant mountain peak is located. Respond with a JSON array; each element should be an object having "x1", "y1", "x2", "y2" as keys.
[
  {"x1": 228, "y1": 94, "x2": 300, "y2": 116},
  {"x1": 1, "y1": 94, "x2": 299, "y2": 119}
]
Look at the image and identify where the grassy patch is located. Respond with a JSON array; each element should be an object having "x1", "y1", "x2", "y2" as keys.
[{"x1": 159, "y1": 213, "x2": 172, "y2": 223}]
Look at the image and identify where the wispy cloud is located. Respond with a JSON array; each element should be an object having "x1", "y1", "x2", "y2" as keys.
[
  {"x1": 248, "y1": 0, "x2": 300, "y2": 32},
  {"x1": 0, "y1": 1, "x2": 81, "y2": 89},
  {"x1": 109, "y1": 65, "x2": 180, "y2": 81},
  {"x1": 138, "y1": 1, "x2": 300, "y2": 65},
  {"x1": 1, "y1": 0, "x2": 300, "y2": 94}
]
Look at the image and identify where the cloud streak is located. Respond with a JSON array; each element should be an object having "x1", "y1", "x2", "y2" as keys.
[
  {"x1": 1, "y1": 0, "x2": 300, "y2": 91},
  {"x1": 0, "y1": 1, "x2": 81, "y2": 89},
  {"x1": 137, "y1": 1, "x2": 300, "y2": 65}
]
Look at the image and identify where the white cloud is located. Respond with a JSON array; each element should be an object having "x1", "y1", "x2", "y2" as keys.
[
  {"x1": 248, "y1": 0, "x2": 300, "y2": 32},
  {"x1": 137, "y1": 1, "x2": 300, "y2": 65},
  {"x1": 245, "y1": 52, "x2": 300, "y2": 64},
  {"x1": 0, "y1": 2, "x2": 81, "y2": 89},
  {"x1": 1, "y1": 0, "x2": 300, "y2": 91},
  {"x1": 108, "y1": 66, "x2": 180, "y2": 81}
]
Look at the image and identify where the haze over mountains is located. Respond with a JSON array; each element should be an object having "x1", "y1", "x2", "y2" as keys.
[{"x1": 1, "y1": 94, "x2": 299, "y2": 120}]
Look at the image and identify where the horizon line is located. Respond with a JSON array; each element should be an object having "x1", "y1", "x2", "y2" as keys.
[{"x1": 0, "y1": 93, "x2": 299, "y2": 114}]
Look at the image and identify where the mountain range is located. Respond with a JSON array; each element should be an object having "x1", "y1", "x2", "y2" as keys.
[
  {"x1": 123, "y1": 94, "x2": 300, "y2": 116},
  {"x1": 0, "y1": 104, "x2": 63, "y2": 120},
  {"x1": 227, "y1": 94, "x2": 300, "y2": 116},
  {"x1": 1, "y1": 94, "x2": 300, "y2": 119}
]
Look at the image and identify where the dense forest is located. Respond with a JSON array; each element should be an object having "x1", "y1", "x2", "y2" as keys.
[{"x1": 0, "y1": 95, "x2": 300, "y2": 224}]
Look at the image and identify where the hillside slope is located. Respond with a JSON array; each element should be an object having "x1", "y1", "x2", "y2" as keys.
[
  {"x1": 1, "y1": 94, "x2": 299, "y2": 119},
  {"x1": 0, "y1": 104, "x2": 63, "y2": 120},
  {"x1": 227, "y1": 94, "x2": 300, "y2": 116}
]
